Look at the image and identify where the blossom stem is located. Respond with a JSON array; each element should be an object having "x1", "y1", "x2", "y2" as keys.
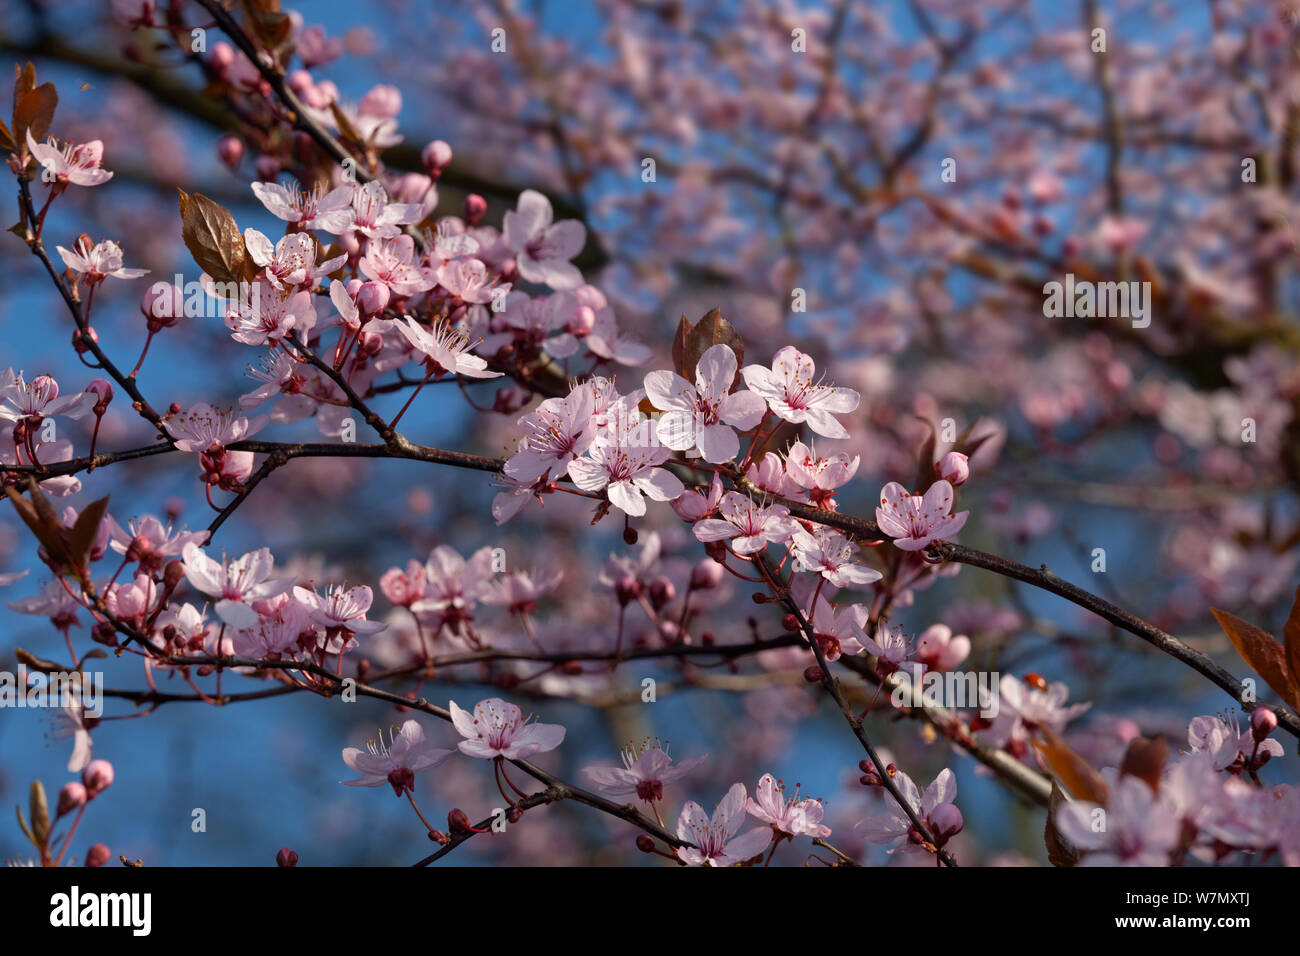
[
  {"x1": 405, "y1": 791, "x2": 437, "y2": 834},
  {"x1": 388, "y1": 369, "x2": 433, "y2": 429},
  {"x1": 52, "y1": 804, "x2": 87, "y2": 866},
  {"x1": 128, "y1": 330, "x2": 155, "y2": 379}
]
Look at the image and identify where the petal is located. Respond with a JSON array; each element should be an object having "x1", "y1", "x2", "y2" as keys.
[
  {"x1": 695, "y1": 423, "x2": 739, "y2": 463},
  {"x1": 695, "y1": 344, "x2": 737, "y2": 396},
  {"x1": 719, "y1": 390, "x2": 767, "y2": 430}
]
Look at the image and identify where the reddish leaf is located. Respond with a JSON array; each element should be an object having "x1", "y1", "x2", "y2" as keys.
[
  {"x1": 671, "y1": 314, "x2": 693, "y2": 378},
  {"x1": 1044, "y1": 781, "x2": 1081, "y2": 868},
  {"x1": 1211, "y1": 607, "x2": 1298, "y2": 709},
  {"x1": 5, "y1": 482, "x2": 72, "y2": 571},
  {"x1": 1034, "y1": 726, "x2": 1110, "y2": 803},
  {"x1": 682, "y1": 307, "x2": 743, "y2": 386},
  {"x1": 12, "y1": 62, "x2": 57, "y2": 146},
  {"x1": 68, "y1": 495, "x2": 110, "y2": 571},
  {"x1": 1284, "y1": 585, "x2": 1300, "y2": 702},
  {"x1": 911, "y1": 417, "x2": 938, "y2": 492},
  {"x1": 178, "y1": 189, "x2": 253, "y2": 285},
  {"x1": 1118, "y1": 736, "x2": 1167, "y2": 793}
]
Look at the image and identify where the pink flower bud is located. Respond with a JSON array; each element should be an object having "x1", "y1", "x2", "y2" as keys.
[
  {"x1": 689, "y1": 559, "x2": 724, "y2": 590},
  {"x1": 614, "y1": 575, "x2": 641, "y2": 607},
  {"x1": 568, "y1": 305, "x2": 596, "y2": 337},
  {"x1": 82, "y1": 759, "x2": 114, "y2": 797},
  {"x1": 359, "y1": 84, "x2": 401, "y2": 118},
  {"x1": 356, "y1": 280, "x2": 390, "y2": 317},
  {"x1": 216, "y1": 135, "x2": 244, "y2": 169},
  {"x1": 929, "y1": 801, "x2": 963, "y2": 839},
  {"x1": 73, "y1": 325, "x2": 98, "y2": 355},
  {"x1": 463, "y1": 194, "x2": 488, "y2": 226},
  {"x1": 276, "y1": 847, "x2": 299, "y2": 867},
  {"x1": 210, "y1": 42, "x2": 235, "y2": 71},
  {"x1": 492, "y1": 386, "x2": 530, "y2": 415},
  {"x1": 422, "y1": 140, "x2": 453, "y2": 176},
  {"x1": 85, "y1": 844, "x2": 111, "y2": 867},
  {"x1": 57, "y1": 782, "x2": 88, "y2": 817},
  {"x1": 255, "y1": 155, "x2": 281, "y2": 181},
  {"x1": 648, "y1": 576, "x2": 676, "y2": 610},
  {"x1": 1251, "y1": 706, "x2": 1279, "y2": 741},
  {"x1": 85, "y1": 378, "x2": 113, "y2": 415},
  {"x1": 935, "y1": 451, "x2": 970, "y2": 486},
  {"x1": 141, "y1": 282, "x2": 184, "y2": 331}
]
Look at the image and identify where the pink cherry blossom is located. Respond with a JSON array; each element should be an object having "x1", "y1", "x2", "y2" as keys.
[
  {"x1": 224, "y1": 280, "x2": 318, "y2": 346},
  {"x1": 341, "y1": 720, "x2": 453, "y2": 794},
  {"x1": 0, "y1": 371, "x2": 94, "y2": 425},
  {"x1": 1055, "y1": 775, "x2": 1179, "y2": 866},
  {"x1": 741, "y1": 346, "x2": 860, "y2": 439},
  {"x1": 644, "y1": 344, "x2": 766, "y2": 463},
  {"x1": 26, "y1": 130, "x2": 113, "y2": 187},
  {"x1": 915, "y1": 624, "x2": 971, "y2": 671},
  {"x1": 504, "y1": 381, "x2": 596, "y2": 483},
  {"x1": 395, "y1": 316, "x2": 501, "y2": 379},
  {"x1": 163, "y1": 402, "x2": 267, "y2": 454},
  {"x1": 503, "y1": 189, "x2": 586, "y2": 290},
  {"x1": 180, "y1": 541, "x2": 294, "y2": 629},
  {"x1": 568, "y1": 406, "x2": 684, "y2": 517},
  {"x1": 56, "y1": 238, "x2": 148, "y2": 285},
  {"x1": 856, "y1": 768, "x2": 958, "y2": 858},
  {"x1": 791, "y1": 526, "x2": 882, "y2": 589},
  {"x1": 250, "y1": 180, "x2": 353, "y2": 231},
  {"x1": 449, "y1": 697, "x2": 566, "y2": 760},
  {"x1": 745, "y1": 773, "x2": 831, "y2": 839},
  {"x1": 583, "y1": 742, "x2": 707, "y2": 803},
  {"x1": 875, "y1": 480, "x2": 969, "y2": 550},
  {"x1": 979, "y1": 674, "x2": 1091, "y2": 755},
  {"x1": 294, "y1": 584, "x2": 386, "y2": 635},
  {"x1": 784, "y1": 440, "x2": 859, "y2": 509},
  {"x1": 410, "y1": 545, "x2": 496, "y2": 635},
  {"x1": 691, "y1": 491, "x2": 799, "y2": 555},
  {"x1": 244, "y1": 228, "x2": 344, "y2": 290},
  {"x1": 324, "y1": 180, "x2": 424, "y2": 239},
  {"x1": 379, "y1": 560, "x2": 427, "y2": 607},
  {"x1": 1188, "y1": 712, "x2": 1284, "y2": 772},
  {"x1": 675, "y1": 783, "x2": 773, "y2": 866}
]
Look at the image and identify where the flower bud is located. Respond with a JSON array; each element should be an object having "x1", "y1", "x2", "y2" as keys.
[
  {"x1": 635, "y1": 834, "x2": 656, "y2": 853},
  {"x1": 359, "y1": 84, "x2": 401, "y2": 118},
  {"x1": 85, "y1": 378, "x2": 113, "y2": 415},
  {"x1": 803, "y1": 665, "x2": 823, "y2": 683},
  {"x1": 216, "y1": 135, "x2": 244, "y2": 169},
  {"x1": 210, "y1": 41, "x2": 235, "y2": 71},
  {"x1": 463, "y1": 194, "x2": 488, "y2": 226},
  {"x1": 422, "y1": 140, "x2": 453, "y2": 176},
  {"x1": 935, "y1": 451, "x2": 970, "y2": 486},
  {"x1": 689, "y1": 559, "x2": 724, "y2": 591},
  {"x1": 142, "y1": 281, "x2": 185, "y2": 331},
  {"x1": 82, "y1": 759, "x2": 114, "y2": 797},
  {"x1": 57, "y1": 782, "x2": 88, "y2": 817},
  {"x1": 506, "y1": 806, "x2": 523, "y2": 824},
  {"x1": 1251, "y1": 706, "x2": 1278, "y2": 741},
  {"x1": 492, "y1": 385, "x2": 530, "y2": 415},
  {"x1": 356, "y1": 280, "x2": 390, "y2": 317},
  {"x1": 648, "y1": 576, "x2": 676, "y2": 610},
  {"x1": 615, "y1": 575, "x2": 641, "y2": 607},
  {"x1": 276, "y1": 847, "x2": 299, "y2": 867},
  {"x1": 929, "y1": 801, "x2": 964, "y2": 839},
  {"x1": 254, "y1": 155, "x2": 281, "y2": 181},
  {"x1": 73, "y1": 325, "x2": 98, "y2": 356},
  {"x1": 85, "y1": 843, "x2": 111, "y2": 867}
]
